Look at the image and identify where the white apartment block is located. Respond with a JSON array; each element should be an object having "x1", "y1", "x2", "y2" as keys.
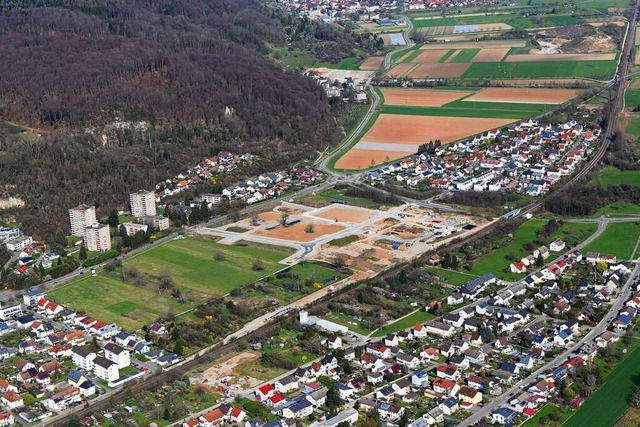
[
  {"x1": 5, "y1": 236, "x2": 33, "y2": 252},
  {"x1": 0, "y1": 227, "x2": 20, "y2": 243},
  {"x1": 201, "y1": 193, "x2": 224, "y2": 206},
  {"x1": 93, "y1": 356, "x2": 119, "y2": 382},
  {"x1": 130, "y1": 190, "x2": 156, "y2": 218},
  {"x1": 144, "y1": 216, "x2": 169, "y2": 231},
  {"x1": 123, "y1": 222, "x2": 148, "y2": 236},
  {"x1": 83, "y1": 224, "x2": 111, "y2": 252},
  {"x1": 69, "y1": 205, "x2": 97, "y2": 237}
]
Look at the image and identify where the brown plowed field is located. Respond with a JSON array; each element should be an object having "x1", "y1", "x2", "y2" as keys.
[
  {"x1": 312, "y1": 206, "x2": 374, "y2": 223},
  {"x1": 254, "y1": 222, "x2": 344, "y2": 242},
  {"x1": 380, "y1": 88, "x2": 471, "y2": 107},
  {"x1": 361, "y1": 114, "x2": 513, "y2": 146},
  {"x1": 471, "y1": 48, "x2": 510, "y2": 62},
  {"x1": 407, "y1": 62, "x2": 471, "y2": 78},
  {"x1": 388, "y1": 63, "x2": 418, "y2": 77},
  {"x1": 335, "y1": 149, "x2": 412, "y2": 170},
  {"x1": 464, "y1": 87, "x2": 581, "y2": 104},
  {"x1": 360, "y1": 56, "x2": 384, "y2": 70},
  {"x1": 414, "y1": 49, "x2": 451, "y2": 63},
  {"x1": 505, "y1": 53, "x2": 617, "y2": 62},
  {"x1": 420, "y1": 40, "x2": 525, "y2": 50},
  {"x1": 476, "y1": 23, "x2": 512, "y2": 31}
]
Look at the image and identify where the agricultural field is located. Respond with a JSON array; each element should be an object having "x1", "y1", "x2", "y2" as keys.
[
  {"x1": 462, "y1": 60, "x2": 617, "y2": 79},
  {"x1": 583, "y1": 222, "x2": 640, "y2": 259},
  {"x1": 334, "y1": 113, "x2": 514, "y2": 170},
  {"x1": 564, "y1": 344, "x2": 640, "y2": 427},
  {"x1": 334, "y1": 85, "x2": 579, "y2": 170},
  {"x1": 590, "y1": 166, "x2": 640, "y2": 187},
  {"x1": 388, "y1": 37, "x2": 617, "y2": 80},
  {"x1": 50, "y1": 237, "x2": 292, "y2": 330}
]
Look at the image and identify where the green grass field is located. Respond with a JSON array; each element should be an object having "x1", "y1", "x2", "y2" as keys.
[
  {"x1": 301, "y1": 187, "x2": 379, "y2": 207},
  {"x1": 372, "y1": 310, "x2": 435, "y2": 337},
  {"x1": 593, "y1": 203, "x2": 640, "y2": 217},
  {"x1": 425, "y1": 267, "x2": 479, "y2": 286},
  {"x1": 564, "y1": 344, "x2": 640, "y2": 427},
  {"x1": 451, "y1": 48, "x2": 480, "y2": 63},
  {"x1": 625, "y1": 89, "x2": 640, "y2": 109},
  {"x1": 625, "y1": 115, "x2": 640, "y2": 135},
  {"x1": 591, "y1": 166, "x2": 640, "y2": 187},
  {"x1": 438, "y1": 49, "x2": 457, "y2": 63},
  {"x1": 468, "y1": 219, "x2": 598, "y2": 279},
  {"x1": 402, "y1": 49, "x2": 424, "y2": 63},
  {"x1": 50, "y1": 238, "x2": 291, "y2": 330},
  {"x1": 411, "y1": 13, "x2": 538, "y2": 29},
  {"x1": 583, "y1": 222, "x2": 640, "y2": 259},
  {"x1": 462, "y1": 60, "x2": 617, "y2": 79},
  {"x1": 328, "y1": 235, "x2": 360, "y2": 247}
]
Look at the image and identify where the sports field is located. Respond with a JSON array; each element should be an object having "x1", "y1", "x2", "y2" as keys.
[
  {"x1": 50, "y1": 237, "x2": 292, "y2": 330},
  {"x1": 582, "y1": 222, "x2": 640, "y2": 259}
]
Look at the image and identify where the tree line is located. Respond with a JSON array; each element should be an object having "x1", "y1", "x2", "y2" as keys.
[{"x1": 0, "y1": 0, "x2": 355, "y2": 237}]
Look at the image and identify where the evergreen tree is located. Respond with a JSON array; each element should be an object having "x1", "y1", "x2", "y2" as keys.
[
  {"x1": 79, "y1": 245, "x2": 88, "y2": 261},
  {"x1": 108, "y1": 209, "x2": 119, "y2": 228}
]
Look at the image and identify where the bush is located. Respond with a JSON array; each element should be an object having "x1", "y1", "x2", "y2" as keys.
[
  {"x1": 252, "y1": 259, "x2": 265, "y2": 271},
  {"x1": 82, "y1": 249, "x2": 120, "y2": 268}
]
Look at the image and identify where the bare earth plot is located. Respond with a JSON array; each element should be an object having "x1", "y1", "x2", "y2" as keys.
[
  {"x1": 407, "y1": 62, "x2": 471, "y2": 78},
  {"x1": 414, "y1": 49, "x2": 451, "y2": 63},
  {"x1": 471, "y1": 48, "x2": 510, "y2": 62},
  {"x1": 463, "y1": 87, "x2": 581, "y2": 104},
  {"x1": 311, "y1": 205, "x2": 375, "y2": 223},
  {"x1": 360, "y1": 56, "x2": 384, "y2": 70},
  {"x1": 419, "y1": 40, "x2": 526, "y2": 49},
  {"x1": 505, "y1": 53, "x2": 617, "y2": 62},
  {"x1": 380, "y1": 88, "x2": 472, "y2": 107},
  {"x1": 359, "y1": 114, "x2": 513, "y2": 145},
  {"x1": 388, "y1": 63, "x2": 419, "y2": 77},
  {"x1": 255, "y1": 221, "x2": 345, "y2": 242},
  {"x1": 335, "y1": 114, "x2": 513, "y2": 169},
  {"x1": 335, "y1": 149, "x2": 415, "y2": 169}
]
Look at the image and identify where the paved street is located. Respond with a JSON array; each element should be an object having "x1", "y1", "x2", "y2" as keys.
[{"x1": 460, "y1": 261, "x2": 640, "y2": 426}]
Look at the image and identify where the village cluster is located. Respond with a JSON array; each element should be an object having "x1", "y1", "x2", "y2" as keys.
[
  {"x1": 178, "y1": 241, "x2": 637, "y2": 427},
  {"x1": 280, "y1": 0, "x2": 498, "y2": 23},
  {"x1": 220, "y1": 168, "x2": 324, "y2": 205},
  {"x1": 305, "y1": 71, "x2": 368, "y2": 101},
  {"x1": 153, "y1": 152, "x2": 255, "y2": 202},
  {"x1": 363, "y1": 119, "x2": 600, "y2": 196},
  {"x1": 0, "y1": 288, "x2": 179, "y2": 425}
]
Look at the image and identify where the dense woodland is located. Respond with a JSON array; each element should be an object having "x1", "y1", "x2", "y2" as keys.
[{"x1": 0, "y1": 0, "x2": 375, "y2": 237}]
